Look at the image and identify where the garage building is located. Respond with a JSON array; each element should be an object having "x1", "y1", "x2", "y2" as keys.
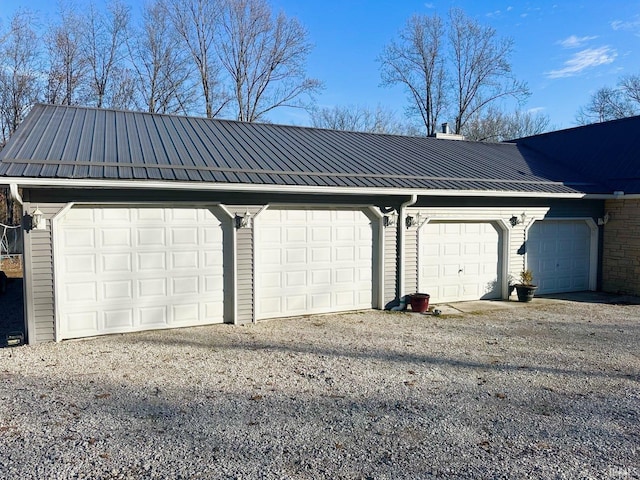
[{"x1": 0, "y1": 104, "x2": 608, "y2": 343}]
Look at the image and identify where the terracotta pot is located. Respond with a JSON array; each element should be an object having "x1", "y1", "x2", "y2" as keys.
[{"x1": 410, "y1": 293, "x2": 430, "y2": 312}]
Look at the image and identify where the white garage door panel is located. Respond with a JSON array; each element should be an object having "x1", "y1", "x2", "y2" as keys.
[
  {"x1": 527, "y1": 220, "x2": 591, "y2": 294},
  {"x1": 256, "y1": 209, "x2": 373, "y2": 319},
  {"x1": 419, "y1": 222, "x2": 501, "y2": 303},
  {"x1": 57, "y1": 207, "x2": 224, "y2": 340}
]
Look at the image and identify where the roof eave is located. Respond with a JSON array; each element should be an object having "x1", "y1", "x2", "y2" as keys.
[{"x1": 0, "y1": 177, "x2": 591, "y2": 199}]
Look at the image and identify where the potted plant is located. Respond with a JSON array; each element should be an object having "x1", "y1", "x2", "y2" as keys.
[
  {"x1": 410, "y1": 293, "x2": 431, "y2": 313},
  {"x1": 514, "y1": 270, "x2": 537, "y2": 302}
]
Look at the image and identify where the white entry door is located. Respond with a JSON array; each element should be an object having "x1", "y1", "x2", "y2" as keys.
[
  {"x1": 255, "y1": 208, "x2": 373, "y2": 320},
  {"x1": 527, "y1": 220, "x2": 592, "y2": 294},
  {"x1": 56, "y1": 207, "x2": 224, "y2": 340},
  {"x1": 419, "y1": 222, "x2": 502, "y2": 303}
]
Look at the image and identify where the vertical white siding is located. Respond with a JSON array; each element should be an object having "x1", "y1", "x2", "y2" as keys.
[
  {"x1": 23, "y1": 202, "x2": 66, "y2": 343},
  {"x1": 230, "y1": 206, "x2": 264, "y2": 324}
]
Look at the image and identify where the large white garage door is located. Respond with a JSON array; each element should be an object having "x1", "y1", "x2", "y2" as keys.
[
  {"x1": 419, "y1": 222, "x2": 502, "y2": 303},
  {"x1": 527, "y1": 220, "x2": 591, "y2": 294},
  {"x1": 56, "y1": 207, "x2": 224, "y2": 340},
  {"x1": 256, "y1": 208, "x2": 373, "y2": 320}
]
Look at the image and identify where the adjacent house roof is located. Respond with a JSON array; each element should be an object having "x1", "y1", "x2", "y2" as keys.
[
  {"x1": 512, "y1": 115, "x2": 640, "y2": 194},
  {"x1": 0, "y1": 103, "x2": 606, "y2": 196}
]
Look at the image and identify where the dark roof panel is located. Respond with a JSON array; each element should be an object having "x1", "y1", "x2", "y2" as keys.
[
  {"x1": 0, "y1": 103, "x2": 607, "y2": 195},
  {"x1": 512, "y1": 115, "x2": 640, "y2": 193}
]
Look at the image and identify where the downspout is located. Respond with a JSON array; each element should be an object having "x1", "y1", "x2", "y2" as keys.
[
  {"x1": 398, "y1": 194, "x2": 418, "y2": 300},
  {"x1": 9, "y1": 184, "x2": 23, "y2": 206}
]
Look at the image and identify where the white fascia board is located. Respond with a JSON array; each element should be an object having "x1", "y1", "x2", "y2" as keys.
[{"x1": 0, "y1": 177, "x2": 590, "y2": 199}]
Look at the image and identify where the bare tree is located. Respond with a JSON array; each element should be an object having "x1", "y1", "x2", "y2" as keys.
[
  {"x1": 128, "y1": 0, "x2": 196, "y2": 114},
  {"x1": 164, "y1": 0, "x2": 229, "y2": 118},
  {"x1": 44, "y1": 2, "x2": 88, "y2": 105},
  {"x1": 380, "y1": 8, "x2": 529, "y2": 135},
  {"x1": 378, "y1": 14, "x2": 446, "y2": 135},
  {"x1": 575, "y1": 72, "x2": 640, "y2": 125},
  {"x1": 309, "y1": 104, "x2": 413, "y2": 134},
  {"x1": 576, "y1": 86, "x2": 637, "y2": 125},
  {"x1": 449, "y1": 8, "x2": 529, "y2": 134},
  {"x1": 217, "y1": 0, "x2": 321, "y2": 122},
  {"x1": 82, "y1": 0, "x2": 132, "y2": 108},
  {"x1": 619, "y1": 74, "x2": 640, "y2": 105},
  {"x1": 462, "y1": 107, "x2": 551, "y2": 142},
  {"x1": 0, "y1": 9, "x2": 42, "y2": 146}
]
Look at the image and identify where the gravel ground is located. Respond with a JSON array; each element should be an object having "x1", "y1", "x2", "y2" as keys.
[{"x1": 1, "y1": 301, "x2": 639, "y2": 479}]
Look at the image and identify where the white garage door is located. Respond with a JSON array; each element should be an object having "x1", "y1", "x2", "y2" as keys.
[
  {"x1": 419, "y1": 222, "x2": 502, "y2": 303},
  {"x1": 56, "y1": 207, "x2": 224, "y2": 340},
  {"x1": 256, "y1": 208, "x2": 373, "y2": 320},
  {"x1": 527, "y1": 220, "x2": 591, "y2": 294}
]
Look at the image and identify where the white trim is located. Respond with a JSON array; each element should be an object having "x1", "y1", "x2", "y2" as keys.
[
  {"x1": 525, "y1": 217, "x2": 599, "y2": 292},
  {"x1": 250, "y1": 205, "x2": 269, "y2": 324},
  {"x1": 367, "y1": 206, "x2": 385, "y2": 309},
  {"x1": 217, "y1": 205, "x2": 237, "y2": 325},
  {"x1": 0, "y1": 177, "x2": 589, "y2": 199},
  {"x1": 51, "y1": 202, "x2": 76, "y2": 342},
  {"x1": 497, "y1": 219, "x2": 511, "y2": 299},
  {"x1": 252, "y1": 205, "x2": 270, "y2": 323}
]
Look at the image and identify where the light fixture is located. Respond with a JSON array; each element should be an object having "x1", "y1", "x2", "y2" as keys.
[
  {"x1": 31, "y1": 206, "x2": 46, "y2": 231},
  {"x1": 597, "y1": 212, "x2": 610, "y2": 225},
  {"x1": 509, "y1": 212, "x2": 527, "y2": 227},
  {"x1": 235, "y1": 209, "x2": 252, "y2": 229},
  {"x1": 405, "y1": 212, "x2": 422, "y2": 228},
  {"x1": 383, "y1": 211, "x2": 398, "y2": 228}
]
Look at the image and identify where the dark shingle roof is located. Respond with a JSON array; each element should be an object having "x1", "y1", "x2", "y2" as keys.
[
  {"x1": 512, "y1": 115, "x2": 640, "y2": 194},
  {"x1": 0, "y1": 104, "x2": 606, "y2": 195}
]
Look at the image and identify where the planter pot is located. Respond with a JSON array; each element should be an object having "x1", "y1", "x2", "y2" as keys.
[
  {"x1": 410, "y1": 293, "x2": 430, "y2": 313},
  {"x1": 515, "y1": 284, "x2": 537, "y2": 302}
]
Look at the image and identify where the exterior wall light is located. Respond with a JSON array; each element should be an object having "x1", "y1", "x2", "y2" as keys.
[
  {"x1": 597, "y1": 213, "x2": 610, "y2": 225},
  {"x1": 383, "y1": 211, "x2": 398, "y2": 228},
  {"x1": 235, "y1": 209, "x2": 253, "y2": 229},
  {"x1": 31, "y1": 206, "x2": 46, "y2": 231},
  {"x1": 405, "y1": 212, "x2": 422, "y2": 228},
  {"x1": 509, "y1": 212, "x2": 527, "y2": 227}
]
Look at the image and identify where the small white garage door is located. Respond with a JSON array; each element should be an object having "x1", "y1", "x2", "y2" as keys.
[
  {"x1": 527, "y1": 220, "x2": 591, "y2": 294},
  {"x1": 56, "y1": 207, "x2": 224, "y2": 340},
  {"x1": 255, "y1": 208, "x2": 373, "y2": 320},
  {"x1": 419, "y1": 222, "x2": 502, "y2": 303}
]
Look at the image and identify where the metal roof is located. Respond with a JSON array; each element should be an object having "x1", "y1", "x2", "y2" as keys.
[
  {"x1": 512, "y1": 115, "x2": 640, "y2": 194},
  {"x1": 0, "y1": 104, "x2": 606, "y2": 195}
]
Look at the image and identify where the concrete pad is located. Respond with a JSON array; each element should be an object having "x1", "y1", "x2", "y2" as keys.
[
  {"x1": 400, "y1": 291, "x2": 640, "y2": 317},
  {"x1": 427, "y1": 291, "x2": 640, "y2": 315}
]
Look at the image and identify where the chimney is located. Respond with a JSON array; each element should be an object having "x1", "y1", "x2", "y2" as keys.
[{"x1": 429, "y1": 122, "x2": 465, "y2": 140}]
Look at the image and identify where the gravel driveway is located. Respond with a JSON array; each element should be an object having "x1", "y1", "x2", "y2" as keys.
[{"x1": 1, "y1": 301, "x2": 638, "y2": 479}]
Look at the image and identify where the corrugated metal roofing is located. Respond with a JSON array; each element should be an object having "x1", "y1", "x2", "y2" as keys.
[
  {"x1": 512, "y1": 115, "x2": 640, "y2": 194},
  {"x1": 0, "y1": 104, "x2": 607, "y2": 194}
]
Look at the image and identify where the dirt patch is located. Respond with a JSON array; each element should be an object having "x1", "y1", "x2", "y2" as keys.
[{"x1": 0, "y1": 255, "x2": 23, "y2": 279}]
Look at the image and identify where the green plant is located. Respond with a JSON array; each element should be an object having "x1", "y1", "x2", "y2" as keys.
[{"x1": 519, "y1": 269, "x2": 534, "y2": 286}]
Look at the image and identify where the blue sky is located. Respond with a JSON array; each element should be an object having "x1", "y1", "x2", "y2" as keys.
[{"x1": 3, "y1": 0, "x2": 640, "y2": 130}]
